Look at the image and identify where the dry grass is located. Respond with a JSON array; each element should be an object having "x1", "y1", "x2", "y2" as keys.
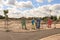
[{"x1": 0, "y1": 19, "x2": 60, "y2": 32}]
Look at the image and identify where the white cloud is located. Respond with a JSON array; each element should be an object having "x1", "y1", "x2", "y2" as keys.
[
  {"x1": 23, "y1": 11, "x2": 33, "y2": 18},
  {"x1": 0, "y1": 4, "x2": 3, "y2": 9},
  {"x1": 22, "y1": 7, "x2": 50, "y2": 18},
  {"x1": 0, "y1": 3, "x2": 4, "y2": 16},
  {"x1": 7, "y1": 0, "x2": 16, "y2": 5},
  {"x1": 0, "y1": 0, "x2": 6, "y2": 4},
  {"x1": 7, "y1": 7, "x2": 23, "y2": 18},
  {"x1": 36, "y1": 0, "x2": 53, "y2": 3},
  {"x1": 36, "y1": 0, "x2": 44, "y2": 3},
  {"x1": 0, "y1": 0, "x2": 60, "y2": 18},
  {"x1": 7, "y1": 4, "x2": 60, "y2": 18},
  {"x1": 8, "y1": 12, "x2": 23, "y2": 18},
  {"x1": 15, "y1": 1, "x2": 33, "y2": 8},
  {"x1": 23, "y1": 4, "x2": 60, "y2": 18},
  {"x1": 0, "y1": 10, "x2": 4, "y2": 16},
  {"x1": 48, "y1": 0, "x2": 53, "y2": 3},
  {"x1": 0, "y1": 0, "x2": 8, "y2": 5},
  {"x1": 0, "y1": 0, "x2": 3, "y2": 4},
  {"x1": 2, "y1": 0, "x2": 16, "y2": 6},
  {"x1": 1, "y1": 0, "x2": 33, "y2": 7},
  {"x1": 50, "y1": 4, "x2": 60, "y2": 11}
]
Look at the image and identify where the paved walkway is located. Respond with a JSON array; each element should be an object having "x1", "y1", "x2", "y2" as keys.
[
  {"x1": 0, "y1": 28, "x2": 60, "y2": 40},
  {"x1": 40, "y1": 34, "x2": 60, "y2": 40}
]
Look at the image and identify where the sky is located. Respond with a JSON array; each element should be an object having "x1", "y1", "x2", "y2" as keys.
[{"x1": 0, "y1": 0, "x2": 60, "y2": 18}]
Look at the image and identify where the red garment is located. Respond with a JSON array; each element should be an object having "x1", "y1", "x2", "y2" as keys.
[{"x1": 48, "y1": 19, "x2": 52, "y2": 25}]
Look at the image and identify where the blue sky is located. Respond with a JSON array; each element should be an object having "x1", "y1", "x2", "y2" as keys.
[
  {"x1": 2, "y1": 0, "x2": 60, "y2": 10},
  {"x1": 16, "y1": 0, "x2": 60, "y2": 7}
]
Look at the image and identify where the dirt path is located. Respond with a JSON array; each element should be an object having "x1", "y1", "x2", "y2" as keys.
[{"x1": 0, "y1": 28, "x2": 60, "y2": 40}]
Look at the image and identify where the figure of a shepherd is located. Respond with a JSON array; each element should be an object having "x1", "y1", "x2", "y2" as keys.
[
  {"x1": 31, "y1": 18, "x2": 35, "y2": 30},
  {"x1": 47, "y1": 18, "x2": 52, "y2": 28},
  {"x1": 36, "y1": 18, "x2": 41, "y2": 29},
  {"x1": 21, "y1": 17, "x2": 27, "y2": 30}
]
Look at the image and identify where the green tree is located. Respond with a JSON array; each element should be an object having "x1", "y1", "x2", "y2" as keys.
[
  {"x1": 42, "y1": 17, "x2": 48, "y2": 22},
  {"x1": 51, "y1": 16, "x2": 57, "y2": 29},
  {"x1": 0, "y1": 15, "x2": 5, "y2": 19},
  {"x1": 3, "y1": 10, "x2": 9, "y2": 32}
]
